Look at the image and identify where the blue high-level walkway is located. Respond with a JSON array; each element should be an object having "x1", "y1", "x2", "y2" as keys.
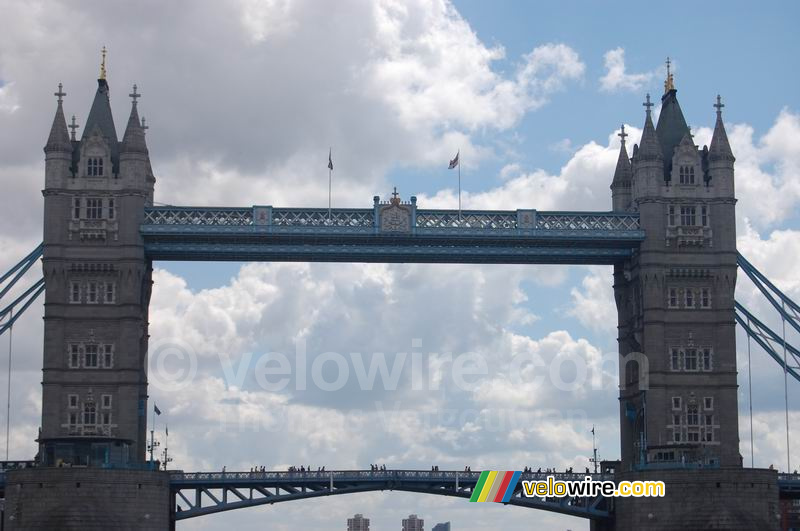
[{"x1": 140, "y1": 205, "x2": 644, "y2": 264}]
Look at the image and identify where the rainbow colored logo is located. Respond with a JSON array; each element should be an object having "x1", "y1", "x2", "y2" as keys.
[{"x1": 469, "y1": 471, "x2": 522, "y2": 503}]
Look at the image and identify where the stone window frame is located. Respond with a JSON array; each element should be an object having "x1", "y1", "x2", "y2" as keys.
[
  {"x1": 684, "y1": 288, "x2": 695, "y2": 309},
  {"x1": 679, "y1": 205, "x2": 697, "y2": 226},
  {"x1": 67, "y1": 344, "x2": 81, "y2": 368},
  {"x1": 69, "y1": 281, "x2": 82, "y2": 304},
  {"x1": 700, "y1": 287, "x2": 712, "y2": 309},
  {"x1": 101, "y1": 281, "x2": 116, "y2": 304},
  {"x1": 85, "y1": 197, "x2": 103, "y2": 219},
  {"x1": 704, "y1": 396, "x2": 714, "y2": 410},
  {"x1": 68, "y1": 394, "x2": 79, "y2": 408},
  {"x1": 68, "y1": 412, "x2": 78, "y2": 427},
  {"x1": 102, "y1": 344, "x2": 114, "y2": 368},
  {"x1": 678, "y1": 165, "x2": 696, "y2": 185},
  {"x1": 667, "y1": 287, "x2": 679, "y2": 308},
  {"x1": 84, "y1": 344, "x2": 99, "y2": 368},
  {"x1": 83, "y1": 402, "x2": 97, "y2": 425},
  {"x1": 672, "y1": 396, "x2": 682, "y2": 410},
  {"x1": 100, "y1": 411, "x2": 111, "y2": 425},
  {"x1": 101, "y1": 394, "x2": 112, "y2": 409},
  {"x1": 86, "y1": 281, "x2": 99, "y2": 304},
  {"x1": 87, "y1": 157, "x2": 104, "y2": 177}
]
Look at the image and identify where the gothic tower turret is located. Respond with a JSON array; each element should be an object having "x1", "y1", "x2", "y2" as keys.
[
  {"x1": 611, "y1": 125, "x2": 632, "y2": 212},
  {"x1": 614, "y1": 62, "x2": 740, "y2": 470},
  {"x1": 39, "y1": 49, "x2": 154, "y2": 466}
]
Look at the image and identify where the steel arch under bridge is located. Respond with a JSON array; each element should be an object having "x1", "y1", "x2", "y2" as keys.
[{"x1": 169, "y1": 469, "x2": 614, "y2": 521}]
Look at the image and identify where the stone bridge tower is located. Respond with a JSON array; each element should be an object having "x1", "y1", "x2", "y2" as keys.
[
  {"x1": 39, "y1": 53, "x2": 155, "y2": 466},
  {"x1": 611, "y1": 67, "x2": 740, "y2": 470}
]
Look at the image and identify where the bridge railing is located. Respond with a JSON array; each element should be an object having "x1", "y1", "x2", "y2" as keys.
[
  {"x1": 169, "y1": 469, "x2": 615, "y2": 483},
  {"x1": 143, "y1": 206, "x2": 642, "y2": 233}
]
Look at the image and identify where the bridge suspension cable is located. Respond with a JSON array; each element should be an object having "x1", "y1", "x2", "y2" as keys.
[
  {"x1": 0, "y1": 244, "x2": 44, "y2": 338},
  {"x1": 736, "y1": 252, "x2": 800, "y2": 473}
]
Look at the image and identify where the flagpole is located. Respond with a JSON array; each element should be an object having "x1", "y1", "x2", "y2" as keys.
[
  {"x1": 150, "y1": 406, "x2": 155, "y2": 466},
  {"x1": 458, "y1": 148, "x2": 462, "y2": 222},
  {"x1": 328, "y1": 147, "x2": 332, "y2": 221}
]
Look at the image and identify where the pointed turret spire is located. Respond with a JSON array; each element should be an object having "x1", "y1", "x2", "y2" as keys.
[
  {"x1": 82, "y1": 52, "x2": 120, "y2": 171},
  {"x1": 612, "y1": 124, "x2": 632, "y2": 186},
  {"x1": 709, "y1": 94, "x2": 734, "y2": 161},
  {"x1": 121, "y1": 84, "x2": 148, "y2": 154},
  {"x1": 45, "y1": 83, "x2": 71, "y2": 153},
  {"x1": 638, "y1": 94, "x2": 662, "y2": 161}
]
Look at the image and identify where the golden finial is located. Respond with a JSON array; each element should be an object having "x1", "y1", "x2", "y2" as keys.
[
  {"x1": 99, "y1": 46, "x2": 107, "y2": 80},
  {"x1": 664, "y1": 57, "x2": 675, "y2": 93}
]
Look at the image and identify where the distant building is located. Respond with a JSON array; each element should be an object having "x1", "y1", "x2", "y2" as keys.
[
  {"x1": 347, "y1": 513, "x2": 370, "y2": 531},
  {"x1": 402, "y1": 514, "x2": 424, "y2": 531},
  {"x1": 432, "y1": 523, "x2": 451, "y2": 531}
]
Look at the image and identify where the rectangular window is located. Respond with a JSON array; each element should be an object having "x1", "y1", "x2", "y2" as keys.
[
  {"x1": 704, "y1": 397, "x2": 714, "y2": 410},
  {"x1": 101, "y1": 394, "x2": 112, "y2": 409},
  {"x1": 685, "y1": 289, "x2": 694, "y2": 308},
  {"x1": 86, "y1": 198, "x2": 102, "y2": 219},
  {"x1": 73, "y1": 198, "x2": 81, "y2": 220},
  {"x1": 702, "y1": 348, "x2": 712, "y2": 371},
  {"x1": 102, "y1": 345, "x2": 113, "y2": 368},
  {"x1": 87, "y1": 282, "x2": 98, "y2": 304},
  {"x1": 107, "y1": 198, "x2": 115, "y2": 220},
  {"x1": 70, "y1": 282, "x2": 81, "y2": 304},
  {"x1": 673, "y1": 414, "x2": 681, "y2": 426},
  {"x1": 687, "y1": 406, "x2": 699, "y2": 426},
  {"x1": 673, "y1": 430, "x2": 682, "y2": 443},
  {"x1": 68, "y1": 394, "x2": 78, "y2": 408},
  {"x1": 103, "y1": 283, "x2": 115, "y2": 304},
  {"x1": 704, "y1": 414, "x2": 713, "y2": 426},
  {"x1": 687, "y1": 430, "x2": 700, "y2": 442},
  {"x1": 84, "y1": 345, "x2": 98, "y2": 368},
  {"x1": 704, "y1": 430, "x2": 714, "y2": 442},
  {"x1": 101, "y1": 412, "x2": 111, "y2": 425},
  {"x1": 83, "y1": 405, "x2": 96, "y2": 425},
  {"x1": 668, "y1": 205, "x2": 676, "y2": 226},
  {"x1": 679, "y1": 165, "x2": 695, "y2": 185},
  {"x1": 668, "y1": 288, "x2": 678, "y2": 308},
  {"x1": 69, "y1": 345, "x2": 80, "y2": 368},
  {"x1": 672, "y1": 397, "x2": 682, "y2": 410},
  {"x1": 685, "y1": 348, "x2": 698, "y2": 371},
  {"x1": 670, "y1": 348, "x2": 680, "y2": 371},
  {"x1": 701, "y1": 205, "x2": 708, "y2": 227},
  {"x1": 701, "y1": 288, "x2": 711, "y2": 308},
  {"x1": 680, "y1": 206, "x2": 696, "y2": 226},
  {"x1": 69, "y1": 412, "x2": 78, "y2": 426}
]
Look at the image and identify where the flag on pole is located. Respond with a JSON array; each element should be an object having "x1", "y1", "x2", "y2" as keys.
[
  {"x1": 591, "y1": 425, "x2": 595, "y2": 435},
  {"x1": 328, "y1": 149, "x2": 333, "y2": 171},
  {"x1": 448, "y1": 151, "x2": 459, "y2": 169},
  {"x1": 166, "y1": 425, "x2": 168, "y2": 436},
  {"x1": 154, "y1": 404, "x2": 161, "y2": 416}
]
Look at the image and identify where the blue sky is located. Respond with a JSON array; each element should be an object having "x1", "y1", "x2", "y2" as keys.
[{"x1": 1, "y1": 1, "x2": 800, "y2": 529}]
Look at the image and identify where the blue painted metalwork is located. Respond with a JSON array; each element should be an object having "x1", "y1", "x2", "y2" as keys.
[
  {"x1": 169, "y1": 469, "x2": 614, "y2": 521},
  {"x1": 141, "y1": 205, "x2": 644, "y2": 264},
  {"x1": 738, "y1": 253, "x2": 800, "y2": 335},
  {"x1": 735, "y1": 302, "x2": 800, "y2": 382},
  {"x1": 778, "y1": 473, "x2": 800, "y2": 498},
  {"x1": 0, "y1": 244, "x2": 45, "y2": 337}
]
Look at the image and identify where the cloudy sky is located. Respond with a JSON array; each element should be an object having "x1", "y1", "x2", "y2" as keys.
[{"x1": 2, "y1": 0, "x2": 800, "y2": 529}]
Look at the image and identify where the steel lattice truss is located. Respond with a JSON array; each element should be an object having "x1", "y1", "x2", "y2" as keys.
[
  {"x1": 169, "y1": 470, "x2": 613, "y2": 521},
  {"x1": 141, "y1": 206, "x2": 644, "y2": 263}
]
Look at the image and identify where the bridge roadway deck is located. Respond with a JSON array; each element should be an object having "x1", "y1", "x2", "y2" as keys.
[
  {"x1": 140, "y1": 207, "x2": 645, "y2": 264},
  {"x1": 169, "y1": 469, "x2": 615, "y2": 520}
]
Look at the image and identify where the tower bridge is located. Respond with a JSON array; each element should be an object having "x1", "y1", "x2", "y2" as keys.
[{"x1": 0, "y1": 58, "x2": 798, "y2": 530}]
